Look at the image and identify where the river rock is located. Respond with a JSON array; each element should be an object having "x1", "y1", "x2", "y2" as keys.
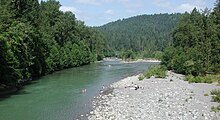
[{"x1": 88, "y1": 72, "x2": 220, "y2": 120}]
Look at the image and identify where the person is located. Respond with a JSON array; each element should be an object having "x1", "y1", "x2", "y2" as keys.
[
  {"x1": 81, "y1": 89, "x2": 87, "y2": 93},
  {"x1": 134, "y1": 84, "x2": 139, "y2": 90}
]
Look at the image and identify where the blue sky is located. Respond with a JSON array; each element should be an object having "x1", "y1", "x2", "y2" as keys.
[{"x1": 58, "y1": 0, "x2": 216, "y2": 26}]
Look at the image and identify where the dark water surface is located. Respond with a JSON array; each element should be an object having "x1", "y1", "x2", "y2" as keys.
[{"x1": 0, "y1": 60, "x2": 158, "y2": 120}]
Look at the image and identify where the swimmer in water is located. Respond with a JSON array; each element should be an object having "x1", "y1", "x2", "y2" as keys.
[{"x1": 81, "y1": 89, "x2": 87, "y2": 93}]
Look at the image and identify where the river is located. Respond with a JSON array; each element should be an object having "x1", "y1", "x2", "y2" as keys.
[{"x1": 0, "y1": 59, "x2": 159, "y2": 120}]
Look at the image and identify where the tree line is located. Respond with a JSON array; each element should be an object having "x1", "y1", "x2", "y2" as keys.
[
  {"x1": 95, "y1": 13, "x2": 181, "y2": 59},
  {"x1": 162, "y1": 0, "x2": 220, "y2": 76},
  {"x1": 0, "y1": 0, "x2": 105, "y2": 87}
]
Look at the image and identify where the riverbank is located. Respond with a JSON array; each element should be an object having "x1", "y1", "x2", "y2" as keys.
[
  {"x1": 88, "y1": 71, "x2": 220, "y2": 120},
  {"x1": 103, "y1": 57, "x2": 161, "y2": 63},
  {"x1": 121, "y1": 59, "x2": 161, "y2": 63}
]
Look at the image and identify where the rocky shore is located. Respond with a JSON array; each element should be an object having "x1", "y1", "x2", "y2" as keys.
[
  {"x1": 88, "y1": 71, "x2": 220, "y2": 120},
  {"x1": 121, "y1": 59, "x2": 161, "y2": 63},
  {"x1": 103, "y1": 57, "x2": 161, "y2": 63}
]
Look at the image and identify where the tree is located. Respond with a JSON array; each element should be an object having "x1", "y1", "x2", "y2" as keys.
[
  {"x1": 0, "y1": 35, "x2": 21, "y2": 85},
  {"x1": 0, "y1": 0, "x2": 106, "y2": 87},
  {"x1": 162, "y1": 5, "x2": 220, "y2": 75},
  {"x1": 95, "y1": 13, "x2": 181, "y2": 58}
]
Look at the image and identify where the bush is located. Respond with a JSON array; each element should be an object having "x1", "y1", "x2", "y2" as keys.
[
  {"x1": 185, "y1": 75, "x2": 194, "y2": 81},
  {"x1": 211, "y1": 89, "x2": 220, "y2": 103},
  {"x1": 211, "y1": 89, "x2": 220, "y2": 112},
  {"x1": 211, "y1": 105, "x2": 220, "y2": 112},
  {"x1": 138, "y1": 74, "x2": 145, "y2": 81},
  {"x1": 143, "y1": 65, "x2": 167, "y2": 79},
  {"x1": 216, "y1": 75, "x2": 220, "y2": 86},
  {"x1": 120, "y1": 50, "x2": 136, "y2": 60},
  {"x1": 185, "y1": 75, "x2": 213, "y2": 83}
]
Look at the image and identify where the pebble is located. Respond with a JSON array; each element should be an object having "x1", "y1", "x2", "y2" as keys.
[{"x1": 88, "y1": 72, "x2": 220, "y2": 120}]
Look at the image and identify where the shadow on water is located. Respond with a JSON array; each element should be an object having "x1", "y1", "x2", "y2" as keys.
[
  {"x1": 0, "y1": 81, "x2": 39, "y2": 100},
  {"x1": 0, "y1": 91, "x2": 29, "y2": 101},
  {"x1": 0, "y1": 61, "x2": 159, "y2": 120}
]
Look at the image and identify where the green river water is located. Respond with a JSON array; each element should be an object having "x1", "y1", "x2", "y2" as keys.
[{"x1": 0, "y1": 59, "x2": 158, "y2": 120}]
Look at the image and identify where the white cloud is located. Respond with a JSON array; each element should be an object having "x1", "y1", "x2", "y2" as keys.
[
  {"x1": 59, "y1": 0, "x2": 215, "y2": 26},
  {"x1": 176, "y1": 3, "x2": 198, "y2": 12},
  {"x1": 60, "y1": 6, "x2": 90, "y2": 21},
  {"x1": 175, "y1": 0, "x2": 206, "y2": 12},
  {"x1": 60, "y1": 6, "x2": 78, "y2": 13},
  {"x1": 153, "y1": 0, "x2": 171, "y2": 7},
  {"x1": 105, "y1": 9, "x2": 114, "y2": 15},
  {"x1": 75, "y1": 0, "x2": 101, "y2": 5}
]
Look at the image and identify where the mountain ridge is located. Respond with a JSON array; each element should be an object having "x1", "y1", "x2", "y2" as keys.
[{"x1": 95, "y1": 13, "x2": 182, "y2": 58}]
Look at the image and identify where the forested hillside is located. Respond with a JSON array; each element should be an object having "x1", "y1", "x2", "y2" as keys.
[
  {"x1": 96, "y1": 14, "x2": 181, "y2": 58},
  {"x1": 162, "y1": 1, "x2": 220, "y2": 77},
  {"x1": 0, "y1": 0, "x2": 105, "y2": 87}
]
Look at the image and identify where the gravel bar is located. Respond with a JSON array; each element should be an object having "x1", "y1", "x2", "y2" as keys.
[{"x1": 88, "y1": 71, "x2": 220, "y2": 120}]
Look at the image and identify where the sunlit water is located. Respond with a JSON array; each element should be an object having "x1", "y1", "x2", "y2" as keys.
[{"x1": 0, "y1": 60, "x2": 158, "y2": 120}]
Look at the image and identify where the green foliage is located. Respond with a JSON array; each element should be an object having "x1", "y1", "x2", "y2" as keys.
[
  {"x1": 211, "y1": 105, "x2": 220, "y2": 112},
  {"x1": 211, "y1": 89, "x2": 220, "y2": 99},
  {"x1": 0, "y1": 35, "x2": 21, "y2": 85},
  {"x1": 95, "y1": 14, "x2": 181, "y2": 58},
  {"x1": 211, "y1": 89, "x2": 220, "y2": 111},
  {"x1": 154, "y1": 51, "x2": 163, "y2": 60},
  {"x1": 138, "y1": 74, "x2": 145, "y2": 81},
  {"x1": 0, "y1": 0, "x2": 106, "y2": 87},
  {"x1": 162, "y1": 5, "x2": 220, "y2": 76},
  {"x1": 185, "y1": 75, "x2": 214, "y2": 83},
  {"x1": 120, "y1": 50, "x2": 136, "y2": 60},
  {"x1": 143, "y1": 65, "x2": 167, "y2": 79}
]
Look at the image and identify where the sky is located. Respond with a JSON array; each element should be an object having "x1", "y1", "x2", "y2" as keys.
[{"x1": 57, "y1": 0, "x2": 216, "y2": 26}]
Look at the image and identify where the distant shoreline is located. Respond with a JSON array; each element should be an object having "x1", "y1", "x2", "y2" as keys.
[
  {"x1": 121, "y1": 59, "x2": 161, "y2": 63},
  {"x1": 103, "y1": 57, "x2": 161, "y2": 63}
]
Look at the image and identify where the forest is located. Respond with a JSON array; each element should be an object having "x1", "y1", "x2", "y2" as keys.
[
  {"x1": 95, "y1": 13, "x2": 182, "y2": 59},
  {"x1": 1, "y1": 0, "x2": 220, "y2": 90},
  {"x1": 162, "y1": 1, "x2": 220, "y2": 77},
  {"x1": 96, "y1": 0, "x2": 220, "y2": 80},
  {"x1": 0, "y1": 0, "x2": 105, "y2": 88}
]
